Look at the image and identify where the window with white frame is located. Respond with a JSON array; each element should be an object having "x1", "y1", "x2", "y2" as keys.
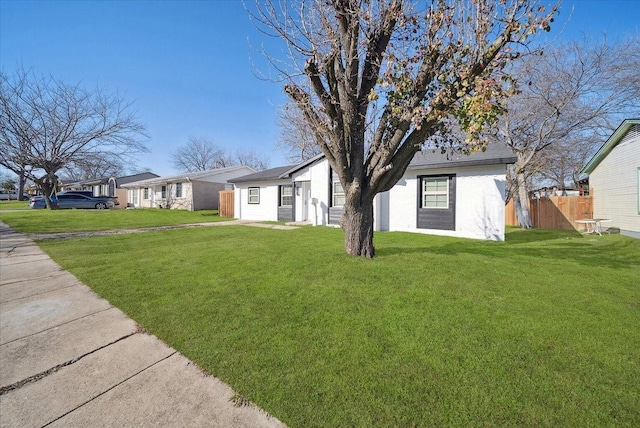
[
  {"x1": 248, "y1": 187, "x2": 260, "y2": 204},
  {"x1": 280, "y1": 185, "x2": 292, "y2": 206},
  {"x1": 143, "y1": 188, "x2": 149, "y2": 200},
  {"x1": 332, "y1": 181, "x2": 345, "y2": 207},
  {"x1": 422, "y1": 177, "x2": 449, "y2": 209},
  {"x1": 175, "y1": 182, "x2": 183, "y2": 198},
  {"x1": 161, "y1": 185, "x2": 167, "y2": 199}
]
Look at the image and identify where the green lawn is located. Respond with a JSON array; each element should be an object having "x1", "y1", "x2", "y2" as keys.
[
  {"x1": 0, "y1": 200, "x2": 30, "y2": 210},
  {"x1": 27, "y1": 225, "x2": 640, "y2": 427},
  {"x1": 0, "y1": 208, "x2": 228, "y2": 233}
]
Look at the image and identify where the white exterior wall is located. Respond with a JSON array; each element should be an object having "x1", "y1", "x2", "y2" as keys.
[
  {"x1": 167, "y1": 182, "x2": 194, "y2": 210},
  {"x1": 292, "y1": 159, "x2": 331, "y2": 225},
  {"x1": 589, "y1": 134, "x2": 640, "y2": 235},
  {"x1": 127, "y1": 186, "x2": 157, "y2": 208},
  {"x1": 135, "y1": 182, "x2": 193, "y2": 210},
  {"x1": 233, "y1": 159, "x2": 508, "y2": 240},
  {"x1": 385, "y1": 164, "x2": 507, "y2": 241},
  {"x1": 234, "y1": 181, "x2": 281, "y2": 221},
  {"x1": 139, "y1": 187, "x2": 154, "y2": 208}
]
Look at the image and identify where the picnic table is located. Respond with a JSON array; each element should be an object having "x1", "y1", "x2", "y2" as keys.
[{"x1": 575, "y1": 218, "x2": 611, "y2": 236}]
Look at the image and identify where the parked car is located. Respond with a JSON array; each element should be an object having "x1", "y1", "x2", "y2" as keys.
[
  {"x1": 57, "y1": 191, "x2": 119, "y2": 206},
  {"x1": 57, "y1": 190, "x2": 94, "y2": 197},
  {"x1": 29, "y1": 194, "x2": 115, "y2": 209}
]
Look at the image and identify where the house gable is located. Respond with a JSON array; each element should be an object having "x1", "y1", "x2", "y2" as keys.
[{"x1": 582, "y1": 119, "x2": 640, "y2": 175}]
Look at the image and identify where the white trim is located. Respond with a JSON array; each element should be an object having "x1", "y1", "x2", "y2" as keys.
[{"x1": 422, "y1": 176, "x2": 449, "y2": 209}]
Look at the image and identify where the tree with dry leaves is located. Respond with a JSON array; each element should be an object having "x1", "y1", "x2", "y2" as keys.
[
  {"x1": 0, "y1": 69, "x2": 147, "y2": 208},
  {"x1": 252, "y1": 0, "x2": 557, "y2": 257},
  {"x1": 493, "y1": 37, "x2": 640, "y2": 227}
]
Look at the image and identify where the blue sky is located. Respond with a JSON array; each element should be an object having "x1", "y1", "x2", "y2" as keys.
[{"x1": 1, "y1": 0, "x2": 639, "y2": 177}]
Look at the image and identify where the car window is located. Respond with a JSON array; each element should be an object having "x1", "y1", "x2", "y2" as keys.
[{"x1": 59, "y1": 194, "x2": 87, "y2": 200}]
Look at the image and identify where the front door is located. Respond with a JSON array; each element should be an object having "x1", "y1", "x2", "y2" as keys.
[{"x1": 297, "y1": 181, "x2": 311, "y2": 222}]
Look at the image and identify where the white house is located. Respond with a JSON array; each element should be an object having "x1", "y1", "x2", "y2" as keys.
[
  {"x1": 122, "y1": 166, "x2": 255, "y2": 211},
  {"x1": 230, "y1": 144, "x2": 516, "y2": 241},
  {"x1": 581, "y1": 118, "x2": 640, "y2": 238}
]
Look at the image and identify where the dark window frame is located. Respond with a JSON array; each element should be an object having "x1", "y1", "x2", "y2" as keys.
[
  {"x1": 416, "y1": 174, "x2": 456, "y2": 231},
  {"x1": 279, "y1": 184, "x2": 293, "y2": 207},
  {"x1": 248, "y1": 187, "x2": 260, "y2": 204}
]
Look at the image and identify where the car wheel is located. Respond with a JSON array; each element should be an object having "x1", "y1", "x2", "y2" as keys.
[{"x1": 95, "y1": 202, "x2": 107, "y2": 209}]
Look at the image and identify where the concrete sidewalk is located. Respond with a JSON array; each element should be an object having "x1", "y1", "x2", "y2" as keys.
[{"x1": 0, "y1": 222, "x2": 285, "y2": 427}]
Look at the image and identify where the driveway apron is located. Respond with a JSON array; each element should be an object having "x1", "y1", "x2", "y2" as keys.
[{"x1": 0, "y1": 222, "x2": 284, "y2": 428}]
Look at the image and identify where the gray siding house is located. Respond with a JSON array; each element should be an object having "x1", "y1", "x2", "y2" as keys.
[{"x1": 581, "y1": 119, "x2": 640, "y2": 238}]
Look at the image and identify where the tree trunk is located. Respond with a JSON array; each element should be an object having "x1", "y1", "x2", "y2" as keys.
[
  {"x1": 514, "y1": 171, "x2": 532, "y2": 228},
  {"x1": 18, "y1": 167, "x2": 27, "y2": 200},
  {"x1": 36, "y1": 172, "x2": 60, "y2": 210},
  {"x1": 341, "y1": 197, "x2": 375, "y2": 258}
]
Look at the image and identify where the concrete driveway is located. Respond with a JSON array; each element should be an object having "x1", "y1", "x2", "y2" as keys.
[{"x1": 0, "y1": 222, "x2": 285, "y2": 427}]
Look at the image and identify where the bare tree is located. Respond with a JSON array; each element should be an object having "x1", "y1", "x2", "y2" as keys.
[
  {"x1": 230, "y1": 148, "x2": 270, "y2": 171},
  {"x1": 61, "y1": 153, "x2": 126, "y2": 182},
  {"x1": 533, "y1": 134, "x2": 599, "y2": 189},
  {"x1": 171, "y1": 136, "x2": 227, "y2": 171},
  {"x1": 172, "y1": 137, "x2": 270, "y2": 172},
  {"x1": 252, "y1": 0, "x2": 557, "y2": 257},
  {"x1": 492, "y1": 37, "x2": 640, "y2": 227},
  {"x1": 0, "y1": 68, "x2": 147, "y2": 208},
  {"x1": 277, "y1": 101, "x2": 323, "y2": 163}
]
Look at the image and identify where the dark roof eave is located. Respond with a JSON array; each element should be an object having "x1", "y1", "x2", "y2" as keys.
[
  {"x1": 229, "y1": 165, "x2": 296, "y2": 183},
  {"x1": 407, "y1": 156, "x2": 516, "y2": 170},
  {"x1": 278, "y1": 153, "x2": 325, "y2": 178},
  {"x1": 230, "y1": 176, "x2": 292, "y2": 184}
]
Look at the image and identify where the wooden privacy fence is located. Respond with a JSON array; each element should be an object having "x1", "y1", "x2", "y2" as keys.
[
  {"x1": 506, "y1": 196, "x2": 593, "y2": 230},
  {"x1": 219, "y1": 190, "x2": 234, "y2": 218}
]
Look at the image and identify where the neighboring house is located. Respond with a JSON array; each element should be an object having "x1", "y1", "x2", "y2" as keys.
[
  {"x1": 230, "y1": 144, "x2": 516, "y2": 241},
  {"x1": 121, "y1": 166, "x2": 255, "y2": 211},
  {"x1": 581, "y1": 118, "x2": 640, "y2": 238},
  {"x1": 529, "y1": 186, "x2": 582, "y2": 199},
  {"x1": 60, "y1": 172, "x2": 160, "y2": 208}
]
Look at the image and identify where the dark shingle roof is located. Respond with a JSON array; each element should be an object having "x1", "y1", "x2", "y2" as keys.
[
  {"x1": 230, "y1": 143, "x2": 514, "y2": 183},
  {"x1": 229, "y1": 165, "x2": 296, "y2": 183},
  {"x1": 117, "y1": 172, "x2": 160, "y2": 185},
  {"x1": 408, "y1": 143, "x2": 515, "y2": 170}
]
